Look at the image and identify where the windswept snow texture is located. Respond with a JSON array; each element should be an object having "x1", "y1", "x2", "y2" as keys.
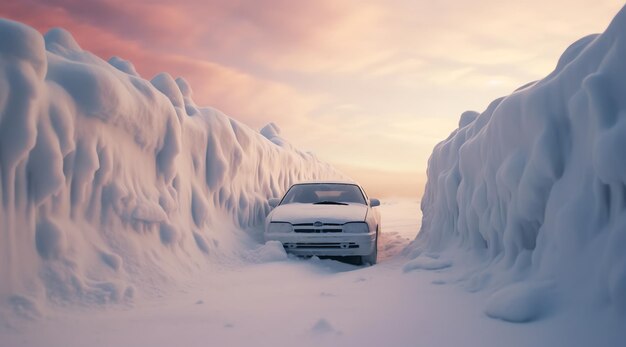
[
  {"x1": 412, "y1": 6, "x2": 626, "y2": 321},
  {"x1": 0, "y1": 19, "x2": 342, "y2": 318}
]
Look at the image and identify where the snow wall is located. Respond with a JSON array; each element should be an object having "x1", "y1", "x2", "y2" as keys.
[
  {"x1": 0, "y1": 19, "x2": 342, "y2": 318},
  {"x1": 409, "y1": 6, "x2": 626, "y2": 321}
]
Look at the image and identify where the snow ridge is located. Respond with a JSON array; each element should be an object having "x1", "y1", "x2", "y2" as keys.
[
  {"x1": 411, "y1": 6, "x2": 626, "y2": 320},
  {"x1": 0, "y1": 19, "x2": 342, "y2": 319}
]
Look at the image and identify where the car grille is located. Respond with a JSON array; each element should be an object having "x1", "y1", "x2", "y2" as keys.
[
  {"x1": 284, "y1": 242, "x2": 359, "y2": 249},
  {"x1": 292, "y1": 223, "x2": 343, "y2": 233}
]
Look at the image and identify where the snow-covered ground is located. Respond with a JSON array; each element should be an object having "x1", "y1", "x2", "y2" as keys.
[{"x1": 2, "y1": 200, "x2": 623, "y2": 347}]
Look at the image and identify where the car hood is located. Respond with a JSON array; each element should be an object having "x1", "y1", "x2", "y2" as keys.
[{"x1": 270, "y1": 203, "x2": 368, "y2": 224}]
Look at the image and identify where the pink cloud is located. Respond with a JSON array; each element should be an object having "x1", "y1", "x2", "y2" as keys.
[{"x1": 0, "y1": 0, "x2": 326, "y2": 129}]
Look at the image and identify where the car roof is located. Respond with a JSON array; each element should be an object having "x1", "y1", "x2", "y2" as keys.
[{"x1": 292, "y1": 180, "x2": 359, "y2": 186}]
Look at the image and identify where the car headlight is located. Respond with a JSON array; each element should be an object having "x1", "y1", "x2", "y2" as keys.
[
  {"x1": 342, "y1": 222, "x2": 369, "y2": 233},
  {"x1": 267, "y1": 222, "x2": 293, "y2": 233}
]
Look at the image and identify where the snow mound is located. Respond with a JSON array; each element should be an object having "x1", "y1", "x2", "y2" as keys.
[
  {"x1": 108, "y1": 56, "x2": 139, "y2": 76},
  {"x1": 0, "y1": 19, "x2": 342, "y2": 320},
  {"x1": 410, "y1": 6, "x2": 626, "y2": 320},
  {"x1": 403, "y1": 256, "x2": 451, "y2": 272},
  {"x1": 260, "y1": 122, "x2": 289, "y2": 148},
  {"x1": 311, "y1": 318, "x2": 340, "y2": 335},
  {"x1": 243, "y1": 241, "x2": 288, "y2": 263},
  {"x1": 484, "y1": 281, "x2": 555, "y2": 323}
]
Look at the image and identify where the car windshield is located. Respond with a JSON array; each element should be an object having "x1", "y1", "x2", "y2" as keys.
[{"x1": 281, "y1": 183, "x2": 366, "y2": 205}]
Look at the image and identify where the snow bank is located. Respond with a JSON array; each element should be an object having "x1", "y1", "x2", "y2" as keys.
[
  {"x1": 410, "y1": 6, "x2": 626, "y2": 321},
  {"x1": 0, "y1": 19, "x2": 342, "y2": 319}
]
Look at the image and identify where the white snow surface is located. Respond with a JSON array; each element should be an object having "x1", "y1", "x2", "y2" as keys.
[
  {"x1": 410, "y1": 6, "x2": 626, "y2": 323},
  {"x1": 2, "y1": 200, "x2": 623, "y2": 347},
  {"x1": 0, "y1": 19, "x2": 343, "y2": 322}
]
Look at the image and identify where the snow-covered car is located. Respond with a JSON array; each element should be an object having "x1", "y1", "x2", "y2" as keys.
[{"x1": 264, "y1": 181, "x2": 381, "y2": 264}]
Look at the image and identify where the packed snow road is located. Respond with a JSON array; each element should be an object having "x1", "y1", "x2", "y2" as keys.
[{"x1": 0, "y1": 200, "x2": 621, "y2": 347}]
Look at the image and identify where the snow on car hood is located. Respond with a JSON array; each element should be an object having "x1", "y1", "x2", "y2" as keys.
[{"x1": 270, "y1": 203, "x2": 368, "y2": 224}]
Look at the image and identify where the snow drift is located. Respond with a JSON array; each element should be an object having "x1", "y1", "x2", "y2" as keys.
[
  {"x1": 0, "y1": 19, "x2": 342, "y2": 319},
  {"x1": 410, "y1": 6, "x2": 626, "y2": 321}
]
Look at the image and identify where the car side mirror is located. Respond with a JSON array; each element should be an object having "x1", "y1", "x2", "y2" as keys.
[
  {"x1": 370, "y1": 198, "x2": 380, "y2": 207},
  {"x1": 268, "y1": 198, "x2": 280, "y2": 208}
]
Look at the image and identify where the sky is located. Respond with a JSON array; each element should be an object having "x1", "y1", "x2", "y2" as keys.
[{"x1": 0, "y1": 0, "x2": 623, "y2": 197}]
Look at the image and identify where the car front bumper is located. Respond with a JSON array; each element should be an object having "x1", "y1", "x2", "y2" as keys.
[{"x1": 264, "y1": 231, "x2": 376, "y2": 256}]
